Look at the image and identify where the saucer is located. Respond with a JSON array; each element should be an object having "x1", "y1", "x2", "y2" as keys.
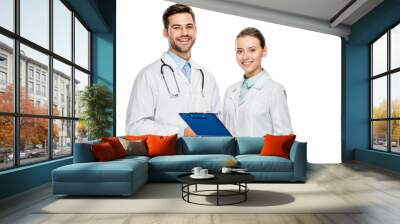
[
  {"x1": 232, "y1": 170, "x2": 249, "y2": 174},
  {"x1": 190, "y1": 174, "x2": 215, "y2": 179}
]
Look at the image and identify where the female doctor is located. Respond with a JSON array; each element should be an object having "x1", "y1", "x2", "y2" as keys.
[{"x1": 222, "y1": 27, "x2": 293, "y2": 137}]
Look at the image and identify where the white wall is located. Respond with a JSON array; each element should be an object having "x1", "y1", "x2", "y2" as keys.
[{"x1": 117, "y1": 0, "x2": 342, "y2": 163}]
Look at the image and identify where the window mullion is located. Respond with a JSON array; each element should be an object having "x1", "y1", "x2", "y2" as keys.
[
  {"x1": 13, "y1": 0, "x2": 20, "y2": 167},
  {"x1": 388, "y1": 30, "x2": 391, "y2": 152},
  {"x1": 370, "y1": 45, "x2": 373, "y2": 149},
  {"x1": 49, "y1": 0, "x2": 54, "y2": 160},
  {"x1": 71, "y1": 10, "x2": 76, "y2": 155}
]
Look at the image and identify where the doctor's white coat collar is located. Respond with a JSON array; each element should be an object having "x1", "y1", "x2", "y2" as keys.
[{"x1": 161, "y1": 52, "x2": 202, "y2": 70}]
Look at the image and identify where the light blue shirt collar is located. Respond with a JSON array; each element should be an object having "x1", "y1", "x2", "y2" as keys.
[
  {"x1": 239, "y1": 69, "x2": 264, "y2": 100},
  {"x1": 167, "y1": 50, "x2": 191, "y2": 71},
  {"x1": 242, "y1": 69, "x2": 264, "y2": 88}
]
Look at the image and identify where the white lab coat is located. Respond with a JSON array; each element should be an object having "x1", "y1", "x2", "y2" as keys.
[
  {"x1": 222, "y1": 70, "x2": 293, "y2": 137},
  {"x1": 126, "y1": 52, "x2": 221, "y2": 136}
]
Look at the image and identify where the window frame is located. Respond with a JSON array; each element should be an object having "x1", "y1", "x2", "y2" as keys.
[
  {"x1": 370, "y1": 20, "x2": 400, "y2": 154},
  {"x1": 0, "y1": 53, "x2": 7, "y2": 68},
  {"x1": 0, "y1": 70, "x2": 7, "y2": 85},
  {"x1": 0, "y1": 53, "x2": 8, "y2": 90},
  {"x1": 0, "y1": 0, "x2": 92, "y2": 171}
]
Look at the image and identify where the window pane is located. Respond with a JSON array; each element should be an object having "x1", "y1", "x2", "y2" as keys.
[
  {"x1": 75, "y1": 18, "x2": 89, "y2": 70},
  {"x1": 20, "y1": 117, "x2": 49, "y2": 165},
  {"x1": 53, "y1": 59, "x2": 72, "y2": 117},
  {"x1": 391, "y1": 120, "x2": 400, "y2": 153},
  {"x1": 20, "y1": 44, "x2": 49, "y2": 115},
  {"x1": 372, "y1": 34, "x2": 387, "y2": 76},
  {"x1": 74, "y1": 69, "x2": 89, "y2": 117},
  {"x1": 53, "y1": 119, "x2": 72, "y2": 158},
  {"x1": 0, "y1": 116, "x2": 13, "y2": 170},
  {"x1": 20, "y1": 0, "x2": 49, "y2": 49},
  {"x1": 0, "y1": 0, "x2": 13, "y2": 31},
  {"x1": 391, "y1": 72, "x2": 400, "y2": 118},
  {"x1": 391, "y1": 24, "x2": 400, "y2": 70},
  {"x1": 372, "y1": 121, "x2": 387, "y2": 151},
  {"x1": 372, "y1": 77, "x2": 387, "y2": 119},
  {"x1": 0, "y1": 34, "x2": 14, "y2": 113},
  {"x1": 53, "y1": 0, "x2": 72, "y2": 60},
  {"x1": 75, "y1": 120, "x2": 88, "y2": 143}
]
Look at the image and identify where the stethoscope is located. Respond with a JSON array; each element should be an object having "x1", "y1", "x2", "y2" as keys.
[{"x1": 160, "y1": 59, "x2": 205, "y2": 97}]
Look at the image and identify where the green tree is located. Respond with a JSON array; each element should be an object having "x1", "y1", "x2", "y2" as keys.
[{"x1": 79, "y1": 84, "x2": 113, "y2": 140}]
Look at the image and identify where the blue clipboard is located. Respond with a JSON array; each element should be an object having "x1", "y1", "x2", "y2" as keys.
[{"x1": 179, "y1": 113, "x2": 232, "y2": 137}]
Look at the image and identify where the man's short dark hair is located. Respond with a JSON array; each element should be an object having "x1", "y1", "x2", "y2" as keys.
[
  {"x1": 236, "y1": 27, "x2": 266, "y2": 48},
  {"x1": 163, "y1": 4, "x2": 195, "y2": 29}
]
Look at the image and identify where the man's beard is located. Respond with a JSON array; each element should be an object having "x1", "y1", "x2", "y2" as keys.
[{"x1": 170, "y1": 36, "x2": 196, "y2": 53}]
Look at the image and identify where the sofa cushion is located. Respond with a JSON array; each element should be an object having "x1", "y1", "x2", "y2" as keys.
[
  {"x1": 147, "y1": 134, "x2": 177, "y2": 157},
  {"x1": 101, "y1": 137, "x2": 127, "y2": 158},
  {"x1": 74, "y1": 139, "x2": 100, "y2": 163},
  {"x1": 236, "y1": 155, "x2": 293, "y2": 172},
  {"x1": 179, "y1": 137, "x2": 235, "y2": 155},
  {"x1": 124, "y1": 135, "x2": 149, "y2": 141},
  {"x1": 118, "y1": 138, "x2": 147, "y2": 156},
  {"x1": 115, "y1": 155, "x2": 150, "y2": 163},
  {"x1": 91, "y1": 142, "x2": 118, "y2": 161},
  {"x1": 53, "y1": 159, "x2": 147, "y2": 183},
  {"x1": 148, "y1": 154, "x2": 235, "y2": 172},
  {"x1": 260, "y1": 134, "x2": 296, "y2": 159},
  {"x1": 236, "y1": 137, "x2": 263, "y2": 155}
]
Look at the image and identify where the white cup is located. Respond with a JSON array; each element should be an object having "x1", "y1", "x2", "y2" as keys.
[
  {"x1": 221, "y1": 167, "x2": 231, "y2": 174},
  {"x1": 191, "y1": 167, "x2": 202, "y2": 176},
  {"x1": 200, "y1": 169, "x2": 208, "y2": 176}
]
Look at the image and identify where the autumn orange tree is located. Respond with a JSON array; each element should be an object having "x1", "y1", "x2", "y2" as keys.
[
  {"x1": 0, "y1": 84, "x2": 60, "y2": 150},
  {"x1": 372, "y1": 100, "x2": 387, "y2": 140},
  {"x1": 373, "y1": 99, "x2": 400, "y2": 143},
  {"x1": 76, "y1": 119, "x2": 87, "y2": 142},
  {"x1": 391, "y1": 99, "x2": 400, "y2": 143},
  {"x1": 0, "y1": 85, "x2": 14, "y2": 149}
]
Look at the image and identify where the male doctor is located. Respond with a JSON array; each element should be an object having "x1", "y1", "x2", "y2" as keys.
[{"x1": 126, "y1": 4, "x2": 221, "y2": 137}]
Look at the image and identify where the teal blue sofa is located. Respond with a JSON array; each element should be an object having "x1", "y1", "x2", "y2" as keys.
[{"x1": 52, "y1": 137, "x2": 307, "y2": 196}]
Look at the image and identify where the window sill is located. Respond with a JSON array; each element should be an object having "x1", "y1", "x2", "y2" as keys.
[
  {"x1": 0, "y1": 156, "x2": 72, "y2": 175},
  {"x1": 355, "y1": 148, "x2": 400, "y2": 172}
]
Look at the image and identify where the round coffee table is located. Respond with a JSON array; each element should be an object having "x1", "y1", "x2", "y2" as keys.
[{"x1": 177, "y1": 172, "x2": 255, "y2": 206}]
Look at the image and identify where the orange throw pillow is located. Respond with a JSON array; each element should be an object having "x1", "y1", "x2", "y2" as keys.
[
  {"x1": 146, "y1": 134, "x2": 177, "y2": 157},
  {"x1": 260, "y1": 134, "x2": 296, "y2": 159},
  {"x1": 91, "y1": 142, "x2": 117, "y2": 161},
  {"x1": 124, "y1": 135, "x2": 149, "y2": 142},
  {"x1": 101, "y1": 137, "x2": 127, "y2": 158}
]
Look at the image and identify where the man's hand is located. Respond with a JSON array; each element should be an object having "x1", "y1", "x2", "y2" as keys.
[{"x1": 184, "y1": 127, "x2": 196, "y2": 137}]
